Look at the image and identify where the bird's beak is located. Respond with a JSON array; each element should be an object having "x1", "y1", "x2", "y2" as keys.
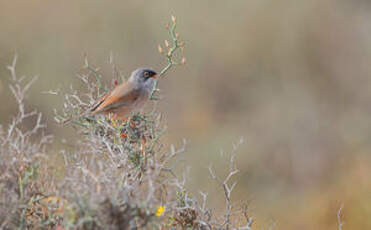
[{"x1": 152, "y1": 75, "x2": 158, "y2": 79}]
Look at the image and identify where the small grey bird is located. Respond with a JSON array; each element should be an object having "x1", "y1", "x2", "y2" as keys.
[
  {"x1": 89, "y1": 68, "x2": 158, "y2": 120},
  {"x1": 62, "y1": 68, "x2": 157, "y2": 123}
]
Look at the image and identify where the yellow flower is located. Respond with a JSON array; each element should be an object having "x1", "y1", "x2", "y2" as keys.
[{"x1": 156, "y1": 206, "x2": 166, "y2": 217}]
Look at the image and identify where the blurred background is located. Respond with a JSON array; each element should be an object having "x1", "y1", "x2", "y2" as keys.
[{"x1": 1, "y1": 0, "x2": 371, "y2": 229}]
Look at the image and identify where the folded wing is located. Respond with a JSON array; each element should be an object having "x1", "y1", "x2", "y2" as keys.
[{"x1": 90, "y1": 83, "x2": 140, "y2": 115}]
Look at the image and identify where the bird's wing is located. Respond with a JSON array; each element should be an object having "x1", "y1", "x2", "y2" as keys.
[{"x1": 90, "y1": 82, "x2": 141, "y2": 114}]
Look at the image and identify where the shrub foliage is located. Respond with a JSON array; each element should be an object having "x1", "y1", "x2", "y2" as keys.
[{"x1": 0, "y1": 17, "x2": 253, "y2": 230}]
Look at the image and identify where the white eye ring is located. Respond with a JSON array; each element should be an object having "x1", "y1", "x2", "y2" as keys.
[{"x1": 144, "y1": 72, "x2": 150, "y2": 77}]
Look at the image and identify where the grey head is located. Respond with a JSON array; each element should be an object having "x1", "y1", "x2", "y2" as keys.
[{"x1": 129, "y1": 67, "x2": 157, "y2": 93}]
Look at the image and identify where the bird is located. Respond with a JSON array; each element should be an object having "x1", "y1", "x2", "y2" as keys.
[{"x1": 64, "y1": 67, "x2": 158, "y2": 123}]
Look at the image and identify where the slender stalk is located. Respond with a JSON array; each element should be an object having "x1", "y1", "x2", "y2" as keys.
[{"x1": 151, "y1": 17, "x2": 184, "y2": 100}]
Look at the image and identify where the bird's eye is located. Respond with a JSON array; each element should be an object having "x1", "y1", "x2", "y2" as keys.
[{"x1": 144, "y1": 72, "x2": 150, "y2": 78}]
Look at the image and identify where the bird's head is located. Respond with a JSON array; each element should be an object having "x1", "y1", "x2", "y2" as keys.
[{"x1": 129, "y1": 68, "x2": 158, "y2": 91}]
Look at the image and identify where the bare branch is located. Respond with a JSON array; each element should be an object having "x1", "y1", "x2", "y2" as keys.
[{"x1": 208, "y1": 138, "x2": 246, "y2": 230}]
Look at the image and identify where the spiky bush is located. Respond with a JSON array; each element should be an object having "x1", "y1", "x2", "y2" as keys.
[{"x1": 0, "y1": 17, "x2": 253, "y2": 230}]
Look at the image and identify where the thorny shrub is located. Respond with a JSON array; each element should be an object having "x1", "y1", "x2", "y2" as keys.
[{"x1": 0, "y1": 16, "x2": 253, "y2": 230}]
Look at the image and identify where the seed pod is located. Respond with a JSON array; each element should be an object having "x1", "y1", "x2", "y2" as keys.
[{"x1": 158, "y1": 44, "x2": 164, "y2": 54}]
